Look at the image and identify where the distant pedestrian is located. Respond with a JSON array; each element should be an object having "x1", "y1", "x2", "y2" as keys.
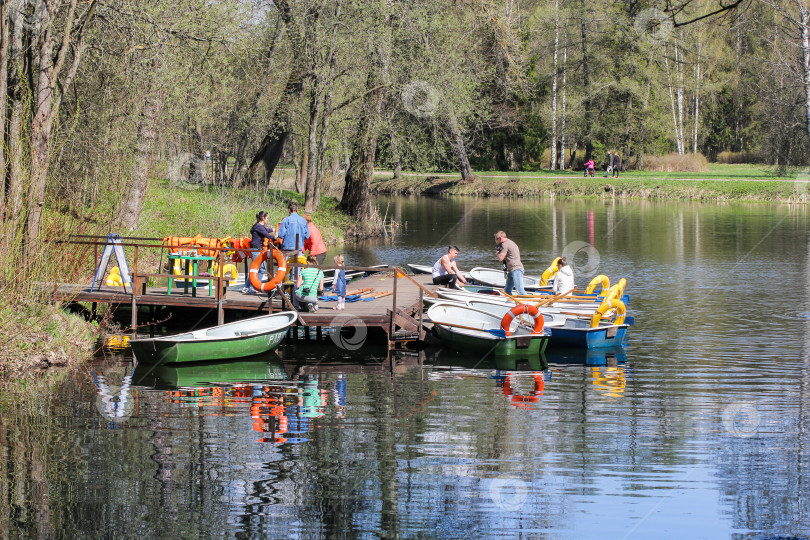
[
  {"x1": 303, "y1": 214, "x2": 327, "y2": 265},
  {"x1": 605, "y1": 151, "x2": 613, "y2": 177},
  {"x1": 612, "y1": 151, "x2": 621, "y2": 177},
  {"x1": 584, "y1": 159, "x2": 595, "y2": 177}
]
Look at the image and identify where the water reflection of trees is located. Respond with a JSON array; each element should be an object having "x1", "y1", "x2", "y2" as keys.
[{"x1": 3, "y1": 343, "x2": 810, "y2": 536}]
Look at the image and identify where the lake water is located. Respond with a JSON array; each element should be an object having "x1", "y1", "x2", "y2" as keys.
[{"x1": 2, "y1": 196, "x2": 809, "y2": 538}]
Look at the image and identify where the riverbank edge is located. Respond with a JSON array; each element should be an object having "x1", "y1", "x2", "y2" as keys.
[
  {"x1": 369, "y1": 173, "x2": 808, "y2": 203},
  {"x1": 0, "y1": 301, "x2": 98, "y2": 377}
]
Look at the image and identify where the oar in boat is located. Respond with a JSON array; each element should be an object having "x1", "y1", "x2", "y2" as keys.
[
  {"x1": 431, "y1": 320, "x2": 507, "y2": 337},
  {"x1": 534, "y1": 288, "x2": 576, "y2": 307},
  {"x1": 497, "y1": 290, "x2": 525, "y2": 305},
  {"x1": 395, "y1": 267, "x2": 438, "y2": 298}
]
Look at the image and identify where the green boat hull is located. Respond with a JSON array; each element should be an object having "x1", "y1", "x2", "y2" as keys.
[
  {"x1": 432, "y1": 324, "x2": 548, "y2": 357},
  {"x1": 131, "y1": 330, "x2": 288, "y2": 364},
  {"x1": 130, "y1": 312, "x2": 297, "y2": 364}
]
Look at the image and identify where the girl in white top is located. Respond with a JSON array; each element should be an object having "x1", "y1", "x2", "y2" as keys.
[{"x1": 552, "y1": 257, "x2": 576, "y2": 295}]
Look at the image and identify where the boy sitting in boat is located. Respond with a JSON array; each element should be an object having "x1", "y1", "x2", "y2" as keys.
[{"x1": 432, "y1": 245, "x2": 469, "y2": 290}]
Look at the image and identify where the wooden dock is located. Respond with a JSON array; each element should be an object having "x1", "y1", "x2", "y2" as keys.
[{"x1": 50, "y1": 271, "x2": 439, "y2": 347}]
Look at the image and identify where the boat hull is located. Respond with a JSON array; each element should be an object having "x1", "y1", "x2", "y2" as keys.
[
  {"x1": 130, "y1": 313, "x2": 297, "y2": 364},
  {"x1": 432, "y1": 323, "x2": 548, "y2": 357},
  {"x1": 131, "y1": 330, "x2": 288, "y2": 364},
  {"x1": 548, "y1": 324, "x2": 628, "y2": 349}
]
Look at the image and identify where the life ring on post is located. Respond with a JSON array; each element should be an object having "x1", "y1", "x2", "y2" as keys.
[
  {"x1": 590, "y1": 299, "x2": 627, "y2": 328},
  {"x1": 586, "y1": 274, "x2": 610, "y2": 295},
  {"x1": 500, "y1": 304, "x2": 544, "y2": 337},
  {"x1": 249, "y1": 248, "x2": 286, "y2": 292}
]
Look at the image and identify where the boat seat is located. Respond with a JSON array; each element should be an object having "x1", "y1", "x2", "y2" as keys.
[{"x1": 564, "y1": 318, "x2": 592, "y2": 329}]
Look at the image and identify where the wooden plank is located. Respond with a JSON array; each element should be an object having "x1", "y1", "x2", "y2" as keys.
[{"x1": 391, "y1": 309, "x2": 419, "y2": 332}]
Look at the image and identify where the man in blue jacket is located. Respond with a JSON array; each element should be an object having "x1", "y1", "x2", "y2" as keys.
[{"x1": 276, "y1": 201, "x2": 310, "y2": 252}]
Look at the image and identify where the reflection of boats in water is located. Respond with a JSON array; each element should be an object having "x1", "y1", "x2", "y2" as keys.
[
  {"x1": 132, "y1": 353, "x2": 344, "y2": 444},
  {"x1": 544, "y1": 346, "x2": 627, "y2": 366},
  {"x1": 425, "y1": 346, "x2": 548, "y2": 372},
  {"x1": 133, "y1": 351, "x2": 289, "y2": 388}
]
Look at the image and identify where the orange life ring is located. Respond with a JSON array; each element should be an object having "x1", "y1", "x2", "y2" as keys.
[
  {"x1": 500, "y1": 304, "x2": 544, "y2": 337},
  {"x1": 249, "y1": 248, "x2": 286, "y2": 292},
  {"x1": 502, "y1": 373, "x2": 545, "y2": 406}
]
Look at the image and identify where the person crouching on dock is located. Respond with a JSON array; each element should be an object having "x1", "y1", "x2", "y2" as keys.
[{"x1": 431, "y1": 245, "x2": 469, "y2": 290}]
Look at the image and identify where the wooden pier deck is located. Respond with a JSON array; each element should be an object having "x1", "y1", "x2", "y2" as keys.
[{"x1": 50, "y1": 271, "x2": 440, "y2": 345}]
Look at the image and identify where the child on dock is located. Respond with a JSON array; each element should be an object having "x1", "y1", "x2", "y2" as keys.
[
  {"x1": 333, "y1": 254, "x2": 347, "y2": 310},
  {"x1": 295, "y1": 255, "x2": 325, "y2": 311}
]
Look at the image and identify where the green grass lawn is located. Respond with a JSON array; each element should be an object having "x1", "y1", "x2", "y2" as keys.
[{"x1": 375, "y1": 163, "x2": 795, "y2": 180}]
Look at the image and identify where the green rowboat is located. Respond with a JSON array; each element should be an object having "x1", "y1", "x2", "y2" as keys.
[
  {"x1": 427, "y1": 302, "x2": 549, "y2": 358},
  {"x1": 130, "y1": 312, "x2": 298, "y2": 364}
]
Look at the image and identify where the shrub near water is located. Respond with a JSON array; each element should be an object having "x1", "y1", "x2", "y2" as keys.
[{"x1": 642, "y1": 152, "x2": 709, "y2": 172}]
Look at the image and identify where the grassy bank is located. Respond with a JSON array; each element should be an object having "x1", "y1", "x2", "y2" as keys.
[
  {"x1": 0, "y1": 300, "x2": 98, "y2": 375},
  {"x1": 370, "y1": 164, "x2": 808, "y2": 202},
  {"x1": 135, "y1": 179, "x2": 353, "y2": 246}
]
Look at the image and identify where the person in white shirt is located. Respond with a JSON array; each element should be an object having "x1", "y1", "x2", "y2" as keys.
[
  {"x1": 552, "y1": 257, "x2": 576, "y2": 295},
  {"x1": 431, "y1": 246, "x2": 469, "y2": 290}
]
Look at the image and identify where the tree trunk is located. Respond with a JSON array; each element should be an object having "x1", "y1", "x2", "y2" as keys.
[
  {"x1": 665, "y1": 54, "x2": 682, "y2": 155},
  {"x1": 387, "y1": 110, "x2": 402, "y2": 179},
  {"x1": 675, "y1": 45, "x2": 685, "y2": 155},
  {"x1": 314, "y1": 81, "x2": 334, "y2": 204},
  {"x1": 186, "y1": 118, "x2": 205, "y2": 183},
  {"x1": 560, "y1": 39, "x2": 567, "y2": 170},
  {"x1": 693, "y1": 51, "x2": 701, "y2": 154},
  {"x1": 0, "y1": 1, "x2": 9, "y2": 218},
  {"x1": 801, "y1": 6, "x2": 810, "y2": 142},
  {"x1": 550, "y1": 0, "x2": 559, "y2": 170},
  {"x1": 119, "y1": 90, "x2": 163, "y2": 230},
  {"x1": 23, "y1": 0, "x2": 96, "y2": 253},
  {"x1": 449, "y1": 114, "x2": 474, "y2": 181},
  {"x1": 580, "y1": 3, "x2": 593, "y2": 159},
  {"x1": 340, "y1": 71, "x2": 384, "y2": 220},
  {"x1": 6, "y1": 5, "x2": 26, "y2": 222},
  {"x1": 296, "y1": 138, "x2": 308, "y2": 193},
  {"x1": 304, "y1": 82, "x2": 322, "y2": 213}
]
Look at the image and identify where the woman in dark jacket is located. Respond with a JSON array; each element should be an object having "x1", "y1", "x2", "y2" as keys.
[{"x1": 243, "y1": 211, "x2": 276, "y2": 294}]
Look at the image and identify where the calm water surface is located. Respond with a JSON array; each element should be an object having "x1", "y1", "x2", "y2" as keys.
[{"x1": 2, "y1": 197, "x2": 809, "y2": 539}]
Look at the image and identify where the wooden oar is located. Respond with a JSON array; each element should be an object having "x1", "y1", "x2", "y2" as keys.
[
  {"x1": 346, "y1": 287, "x2": 373, "y2": 296},
  {"x1": 395, "y1": 267, "x2": 438, "y2": 298},
  {"x1": 498, "y1": 290, "x2": 525, "y2": 305},
  {"x1": 534, "y1": 288, "x2": 575, "y2": 308},
  {"x1": 431, "y1": 320, "x2": 504, "y2": 336}
]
